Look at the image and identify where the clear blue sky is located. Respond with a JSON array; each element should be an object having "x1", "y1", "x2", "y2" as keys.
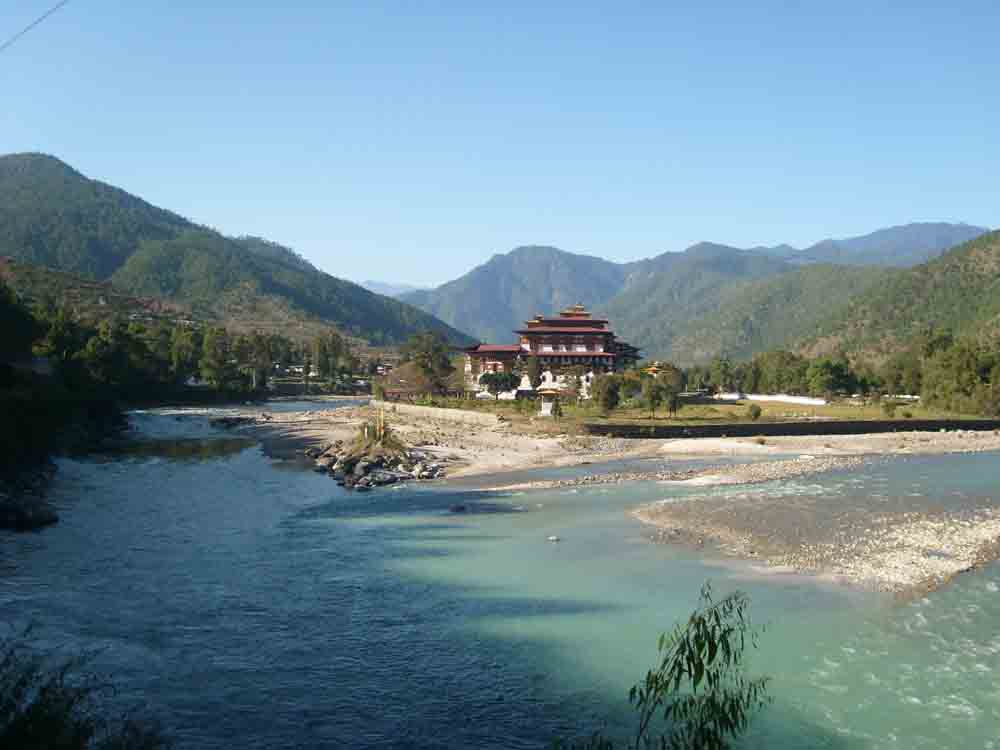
[{"x1": 2, "y1": 1, "x2": 997, "y2": 286}]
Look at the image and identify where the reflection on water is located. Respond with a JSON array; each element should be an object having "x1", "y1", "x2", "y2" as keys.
[{"x1": 1, "y1": 410, "x2": 999, "y2": 749}]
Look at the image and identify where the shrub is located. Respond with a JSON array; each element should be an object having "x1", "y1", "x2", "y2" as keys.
[
  {"x1": 901, "y1": 410, "x2": 913, "y2": 419},
  {"x1": 882, "y1": 401, "x2": 897, "y2": 418},
  {"x1": 0, "y1": 630, "x2": 171, "y2": 749},
  {"x1": 746, "y1": 404, "x2": 762, "y2": 422},
  {"x1": 558, "y1": 583, "x2": 770, "y2": 750}
]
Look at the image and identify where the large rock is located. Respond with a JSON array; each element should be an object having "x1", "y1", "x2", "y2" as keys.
[
  {"x1": 369, "y1": 471, "x2": 399, "y2": 486},
  {"x1": 0, "y1": 497, "x2": 59, "y2": 531}
]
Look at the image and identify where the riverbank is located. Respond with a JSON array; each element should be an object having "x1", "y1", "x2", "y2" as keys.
[
  {"x1": 213, "y1": 402, "x2": 1000, "y2": 596},
  {"x1": 634, "y1": 457, "x2": 1000, "y2": 598}
]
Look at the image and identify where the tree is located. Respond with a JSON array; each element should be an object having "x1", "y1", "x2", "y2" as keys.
[
  {"x1": 78, "y1": 322, "x2": 135, "y2": 387},
  {"x1": 666, "y1": 390, "x2": 682, "y2": 418},
  {"x1": 590, "y1": 374, "x2": 621, "y2": 414},
  {"x1": 526, "y1": 356, "x2": 543, "y2": 389},
  {"x1": 169, "y1": 325, "x2": 201, "y2": 381},
  {"x1": 199, "y1": 327, "x2": 237, "y2": 388},
  {"x1": 656, "y1": 363, "x2": 685, "y2": 395},
  {"x1": 480, "y1": 370, "x2": 520, "y2": 400},
  {"x1": 643, "y1": 379, "x2": 666, "y2": 419},
  {"x1": 402, "y1": 332, "x2": 455, "y2": 393},
  {"x1": 709, "y1": 357, "x2": 736, "y2": 393},
  {"x1": 560, "y1": 583, "x2": 770, "y2": 750},
  {"x1": 34, "y1": 306, "x2": 84, "y2": 369}
]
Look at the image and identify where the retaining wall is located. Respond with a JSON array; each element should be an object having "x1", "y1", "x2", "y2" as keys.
[
  {"x1": 371, "y1": 400, "x2": 502, "y2": 427},
  {"x1": 582, "y1": 419, "x2": 1000, "y2": 439}
]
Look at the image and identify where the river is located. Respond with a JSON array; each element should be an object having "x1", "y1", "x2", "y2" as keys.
[{"x1": 2, "y1": 403, "x2": 998, "y2": 748}]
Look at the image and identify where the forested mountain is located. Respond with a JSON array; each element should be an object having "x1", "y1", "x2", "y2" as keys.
[
  {"x1": 0, "y1": 153, "x2": 471, "y2": 346},
  {"x1": 805, "y1": 230, "x2": 1000, "y2": 359},
  {"x1": 598, "y1": 246, "x2": 793, "y2": 363},
  {"x1": 402, "y1": 245, "x2": 630, "y2": 343},
  {"x1": 403, "y1": 223, "x2": 990, "y2": 361},
  {"x1": 665, "y1": 265, "x2": 891, "y2": 364}
]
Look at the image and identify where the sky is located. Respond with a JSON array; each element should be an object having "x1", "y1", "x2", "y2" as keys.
[{"x1": 2, "y1": 1, "x2": 998, "y2": 286}]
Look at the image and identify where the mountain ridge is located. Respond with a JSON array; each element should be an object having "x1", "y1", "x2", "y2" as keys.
[
  {"x1": 0, "y1": 153, "x2": 472, "y2": 346},
  {"x1": 402, "y1": 222, "x2": 990, "y2": 361}
]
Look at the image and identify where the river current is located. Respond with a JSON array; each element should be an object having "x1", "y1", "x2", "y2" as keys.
[{"x1": 2, "y1": 403, "x2": 999, "y2": 748}]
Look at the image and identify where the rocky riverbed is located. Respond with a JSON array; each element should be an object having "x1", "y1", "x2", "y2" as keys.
[
  {"x1": 634, "y1": 454, "x2": 1000, "y2": 597},
  {"x1": 479, "y1": 455, "x2": 865, "y2": 492},
  {"x1": 304, "y1": 440, "x2": 451, "y2": 491}
]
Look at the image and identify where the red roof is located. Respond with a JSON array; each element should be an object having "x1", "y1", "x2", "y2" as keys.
[
  {"x1": 466, "y1": 344, "x2": 522, "y2": 354},
  {"x1": 526, "y1": 319, "x2": 609, "y2": 326},
  {"x1": 515, "y1": 327, "x2": 611, "y2": 334},
  {"x1": 534, "y1": 351, "x2": 616, "y2": 357}
]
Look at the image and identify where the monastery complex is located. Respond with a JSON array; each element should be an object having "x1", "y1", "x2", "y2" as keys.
[{"x1": 463, "y1": 304, "x2": 640, "y2": 397}]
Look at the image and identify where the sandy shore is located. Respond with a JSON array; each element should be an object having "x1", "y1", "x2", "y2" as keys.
[{"x1": 223, "y1": 403, "x2": 1000, "y2": 596}]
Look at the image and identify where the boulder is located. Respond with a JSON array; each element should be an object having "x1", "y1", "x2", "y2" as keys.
[{"x1": 369, "y1": 471, "x2": 398, "y2": 486}]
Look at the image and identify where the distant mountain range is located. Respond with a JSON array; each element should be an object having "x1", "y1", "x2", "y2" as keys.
[
  {"x1": 0, "y1": 153, "x2": 473, "y2": 347},
  {"x1": 401, "y1": 223, "x2": 992, "y2": 363},
  {"x1": 360, "y1": 280, "x2": 429, "y2": 298}
]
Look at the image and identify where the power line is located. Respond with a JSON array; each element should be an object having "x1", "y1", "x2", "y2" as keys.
[{"x1": 0, "y1": 0, "x2": 71, "y2": 56}]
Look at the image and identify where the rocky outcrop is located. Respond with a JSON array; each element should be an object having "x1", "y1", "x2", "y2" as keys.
[
  {"x1": 0, "y1": 460, "x2": 59, "y2": 531},
  {"x1": 304, "y1": 440, "x2": 449, "y2": 491}
]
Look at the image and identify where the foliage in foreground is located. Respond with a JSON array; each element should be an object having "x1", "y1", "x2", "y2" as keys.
[
  {"x1": 0, "y1": 630, "x2": 171, "y2": 750},
  {"x1": 559, "y1": 584, "x2": 770, "y2": 750}
]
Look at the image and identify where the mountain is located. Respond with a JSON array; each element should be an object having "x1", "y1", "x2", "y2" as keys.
[
  {"x1": 804, "y1": 230, "x2": 1000, "y2": 359},
  {"x1": 750, "y1": 222, "x2": 990, "y2": 267},
  {"x1": 0, "y1": 153, "x2": 472, "y2": 346},
  {"x1": 361, "y1": 280, "x2": 429, "y2": 298},
  {"x1": 402, "y1": 223, "x2": 990, "y2": 360},
  {"x1": 598, "y1": 245, "x2": 795, "y2": 363},
  {"x1": 665, "y1": 265, "x2": 891, "y2": 364},
  {"x1": 401, "y1": 245, "x2": 630, "y2": 344}
]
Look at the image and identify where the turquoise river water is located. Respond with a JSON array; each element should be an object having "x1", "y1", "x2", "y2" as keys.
[{"x1": 2, "y1": 403, "x2": 999, "y2": 748}]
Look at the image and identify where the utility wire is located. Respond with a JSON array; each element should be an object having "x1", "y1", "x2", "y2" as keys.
[{"x1": 0, "y1": 0, "x2": 71, "y2": 56}]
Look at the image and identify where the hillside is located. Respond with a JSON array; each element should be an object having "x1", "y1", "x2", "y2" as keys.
[
  {"x1": 665, "y1": 265, "x2": 891, "y2": 365},
  {"x1": 0, "y1": 153, "x2": 472, "y2": 346},
  {"x1": 599, "y1": 245, "x2": 794, "y2": 361},
  {"x1": 0, "y1": 256, "x2": 191, "y2": 324},
  {"x1": 805, "y1": 230, "x2": 1000, "y2": 358}
]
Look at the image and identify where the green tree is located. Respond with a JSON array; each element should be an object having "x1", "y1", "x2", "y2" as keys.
[
  {"x1": 169, "y1": 325, "x2": 201, "y2": 380},
  {"x1": 666, "y1": 390, "x2": 682, "y2": 418},
  {"x1": 590, "y1": 374, "x2": 621, "y2": 414},
  {"x1": 560, "y1": 583, "x2": 770, "y2": 750},
  {"x1": 709, "y1": 357, "x2": 735, "y2": 393},
  {"x1": 199, "y1": 327, "x2": 236, "y2": 388},
  {"x1": 643, "y1": 379, "x2": 666, "y2": 419},
  {"x1": 0, "y1": 281, "x2": 40, "y2": 379},
  {"x1": 34, "y1": 306, "x2": 85, "y2": 370},
  {"x1": 480, "y1": 370, "x2": 520, "y2": 400},
  {"x1": 78, "y1": 322, "x2": 136, "y2": 387},
  {"x1": 402, "y1": 332, "x2": 455, "y2": 393}
]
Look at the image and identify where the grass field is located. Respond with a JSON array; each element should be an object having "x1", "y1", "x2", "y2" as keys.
[{"x1": 386, "y1": 394, "x2": 976, "y2": 436}]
